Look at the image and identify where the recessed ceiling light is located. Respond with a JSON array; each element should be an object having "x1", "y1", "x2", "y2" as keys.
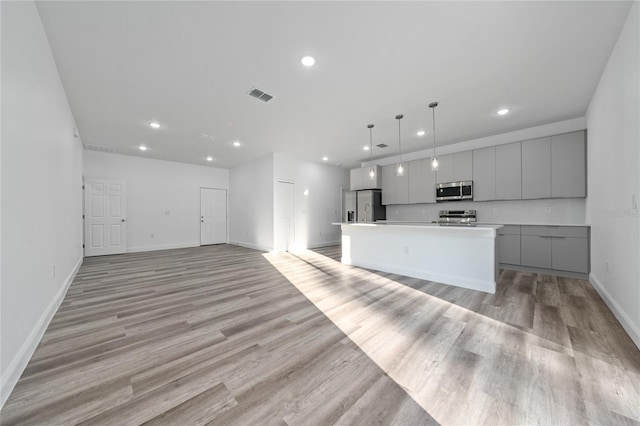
[
  {"x1": 233, "y1": 141, "x2": 241, "y2": 147},
  {"x1": 149, "y1": 122, "x2": 160, "y2": 129},
  {"x1": 206, "y1": 156, "x2": 213, "y2": 162},
  {"x1": 138, "y1": 144, "x2": 148, "y2": 151},
  {"x1": 363, "y1": 146, "x2": 370, "y2": 151},
  {"x1": 417, "y1": 130, "x2": 426, "y2": 136},
  {"x1": 301, "y1": 56, "x2": 316, "y2": 67},
  {"x1": 497, "y1": 108, "x2": 510, "y2": 116},
  {"x1": 322, "y1": 156, "x2": 328, "y2": 161}
]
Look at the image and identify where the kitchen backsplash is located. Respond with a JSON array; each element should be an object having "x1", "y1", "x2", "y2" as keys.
[{"x1": 385, "y1": 198, "x2": 586, "y2": 225}]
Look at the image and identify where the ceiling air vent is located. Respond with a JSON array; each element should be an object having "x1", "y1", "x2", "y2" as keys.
[
  {"x1": 197, "y1": 133, "x2": 216, "y2": 142},
  {"x1": 376, "y1": 143, "x2": 388, "y2": 148},
  {"x1": 84, "y1": 144, "x2": 117, "y2": 154},
  {"x1": 248, "y1": 87, "x2": 274, "y2": 103}
]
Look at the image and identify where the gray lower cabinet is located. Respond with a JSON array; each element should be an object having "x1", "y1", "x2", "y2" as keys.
[
  {"x1": 551, "y1": 131, "x2": 586, "y2": 198},
  {"x1": 497, "y1": 225, "x2": 521, "y2": 265},
  {"x1": 521, "y1": 235, "x2": 552, "y2": 269},
  {"x1": 551, "y1": 237, "x2": 589, "y2": 273},
  {"x1": 408, "y1": 159, "x2": 436, "y2": 204},
  {"x1": 522, "y1": 137, "x2": 551, "y2": 199},
  {"x1": 515, "y1": 225, "x2": 590, "y2": 275},
  {"x1": 472, "y1": 147, "x2": 496, "y2": 201},
  {"x1": 495, "y1": 142, "x2": 522, "y2": 200},
  {"x1": 381, "y1": 164, "x2": 408, "y2": 205}
]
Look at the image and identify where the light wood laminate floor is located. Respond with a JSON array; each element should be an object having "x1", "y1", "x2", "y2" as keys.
[{"x1": 2, "y1": 244, "x2": 639, "y2": 425}]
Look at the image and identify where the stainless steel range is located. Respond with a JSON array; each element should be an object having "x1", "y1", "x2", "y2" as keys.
[{"x1": 434, "y1": 209, "x2": 477, "y2": 226}]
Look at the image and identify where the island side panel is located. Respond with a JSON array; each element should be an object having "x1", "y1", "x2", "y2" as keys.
[{"x1": 340, "y1": 224, "x2": 498, "y2": 294}]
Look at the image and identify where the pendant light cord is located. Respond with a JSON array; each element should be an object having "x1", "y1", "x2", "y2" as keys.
[
  {"x1": 432, "y1": 106, "x2": 436, "y2": 157},
  {"x1": 396, "y1": 114, "x2": 403, "y2": 163},
  {"x1": 369, "y1": 125, "x2": 374, "y2": 164}
]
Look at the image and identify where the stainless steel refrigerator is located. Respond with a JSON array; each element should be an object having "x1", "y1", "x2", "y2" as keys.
[
  {"x1": 344, "y1": 190, "x2": 357, "y2": 222},
  {"x1": 356, "y1": 190, "x2": 386, "y2": 223}
]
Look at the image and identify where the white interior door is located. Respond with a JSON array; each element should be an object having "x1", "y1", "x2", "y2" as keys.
[
  {"x1": 84, "y1": 178, "x2": 127, "y2": 257},
  {"x1": 275, "y1": 181, "x2": 295, "y2": 252},
  {"x1": 201, "y1": 188, "x2": 227, "y2": 245}
]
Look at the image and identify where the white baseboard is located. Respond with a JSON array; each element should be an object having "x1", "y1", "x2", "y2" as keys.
[
  {"x1": 127, "y1": 242, "x2": 199, "y2": 253},
  {"x1": 306, "y1": 240, "x2": 341, "y2": 249},
  {"x1": 0, "y1": 256, "x2": 83, "y2": 409},
  {"x1": 345, "y1": 258, "x2": 496, "y2": 294},
  {"x1": 589, "y1": 273, "x2": 640, "y2": 350},
  {"x1": 228, "y1": 240, "x2": 271, "y2": 252}
]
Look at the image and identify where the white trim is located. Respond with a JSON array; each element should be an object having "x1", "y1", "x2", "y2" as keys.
[
  {"x1": 0, "y1": 257, "x2": 83, "y2": 409},
  {"x1": 344, "y1": 258, "x2": 496, "y2": 293},
  {"x1": 306, "y1": 240, "x2": 341, "y2": 249},
  {"x1": 126, "y1": 242, "x2": 199, "y2": 253},
  {"x1": 589, "y1": 273, "x2": 640, "y2": 350},
  {"x1": 228, "y1": 240, "x2": 271, "y2": 252}
]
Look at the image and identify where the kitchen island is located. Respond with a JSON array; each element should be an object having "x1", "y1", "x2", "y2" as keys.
[{"x1": 338, "y1": 222, "x2": 503, "y2": 293}]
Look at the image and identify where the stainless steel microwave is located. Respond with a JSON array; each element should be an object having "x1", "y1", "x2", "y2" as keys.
[{"x1": 436, "y1": 181, "x2": 473, "y2": 202}]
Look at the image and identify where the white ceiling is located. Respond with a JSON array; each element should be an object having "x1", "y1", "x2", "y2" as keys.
[{"x1": 36, "y1": 1, "x2": 632, "y2": 169}]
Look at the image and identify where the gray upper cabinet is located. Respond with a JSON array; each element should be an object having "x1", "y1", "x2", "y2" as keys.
[
  {"x1": 472, "y1": 147, "x2": 496, "y2": 201},
  {"x1": 375, "y1": 130, "x2": 586, "y2": 203},
  {"x1": 408, "y1": 159, "x2": 436, "y2": 204},
  {"x1": 436, "y1": 152, "x2": 472, "y2": 183},
  {"x1": 381, "y1": 164, "x2": 408, "y2": 205},
  {"x1": 551, "y1": 131, "x2": 586, "y2": 198},
  {"x1": 495, "y1": 142, "x2": 522, "y2": 200},
  {"x1": 435, "y1": 154, "x2": 454, "y2": 183},
  {"x1": 453, "y1": 151, "x2": 473, "y2": 181},
  {"x1": 350, "y1": 166, "x2": 381, "y2": 191},
  {"x1": 522, "y1": 137, "x2": 551, "y2": 199}
]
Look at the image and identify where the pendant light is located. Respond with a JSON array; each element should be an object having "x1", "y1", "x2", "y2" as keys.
[
  {"x1": 429, "y1": 102, "x2": 439, "y2": 171},
  {"x1": 367, "y1": 124, "x2": 376, "y2": 180},
  {"x1": 396, "y1": 114, "x2": 404, "y2": 176}
]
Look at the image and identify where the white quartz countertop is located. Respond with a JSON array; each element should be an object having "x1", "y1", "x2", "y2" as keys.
[
  {"x1": 371, "y1": 220, "x2": 590, "y2": 227},
  {"x1": 333, "y1": 222, "x2": 503, "y2": 231}
]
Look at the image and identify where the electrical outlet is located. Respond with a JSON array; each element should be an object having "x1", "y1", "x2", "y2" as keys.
[
  {"x1": 52, "y1": 266, "x2": 56, "y2": 277},
  {"x1": 605, "y1": 261, "x2": 610, "y2": 273},
  {"x1": 150, "y1": 233, "x2": 155, "y2": 239},
  {"x1": 544, "y1": 207, "x2": 551, "y2": 214},
  {"x1": 404, "y1": 246, "x2": 409, "y2": 254}
]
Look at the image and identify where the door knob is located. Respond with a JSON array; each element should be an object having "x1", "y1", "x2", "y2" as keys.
[{"x1": 121, "y1": 219, "x2": 126, "y2": 222}]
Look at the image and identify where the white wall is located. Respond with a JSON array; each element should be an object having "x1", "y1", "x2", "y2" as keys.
[
  {"x1": 585, "y1": 3, "x2": 640, "y2": 348},
  {"x1": 274, "y1": 153, "x2": 349, "y2": 249},
  {"x1": 1, "y1": 1, "x2": 84, "y2": 406},
  {"x1": 229, "y1": 154, "x2": 274, "y2": 251},
  {"x1": 83, "y1": 151, "x2": 228, "y2": 252}
]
